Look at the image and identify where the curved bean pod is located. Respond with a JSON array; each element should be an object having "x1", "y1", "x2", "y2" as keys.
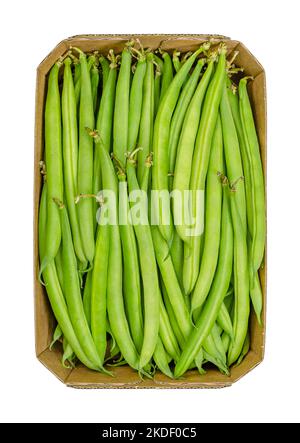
[
  {"x1": 62, "y1": 57, "x2": 86, "y2": 265},
  {"x1": 41, "y1": 62, "x2": 63, "y2": 273},
  {"x1": 113, "y1": 45, "x2": 132, "y2": 166},
  {"x1": 191, "y1": 116, "x2": 223, "y2": 316},
  {"x1": 76, "y1": 49, "x2": 95, "y2": 263},
  {"x1": 184, "y1": 45, "x2": 226, "y2": 295},
  {"x1": 126, "y1": 156, "x2": 160, "y2": 369},
  {"x1": 168, "y1": 58, "x2": 205, "y2": 182}
]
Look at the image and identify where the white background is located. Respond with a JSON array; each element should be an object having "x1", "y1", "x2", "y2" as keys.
[{"x1": 0, "y1": 0, "x2": 299, "y2": 424}]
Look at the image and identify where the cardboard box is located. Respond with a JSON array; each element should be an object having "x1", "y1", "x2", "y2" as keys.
[{"x1": 34, "y1": 34, "x2": 266, "y2": 388}]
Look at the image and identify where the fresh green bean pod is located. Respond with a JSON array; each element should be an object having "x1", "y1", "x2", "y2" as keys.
[
  {"x1": 54, "y1": 246, "x2": 64, "y2": 291},
  {"x1": 175, "y1": 187, "x2": 233, "y2": 377},
  {"x1": 62, "y1": 338, "x2": 75, "y2": 368},
  {"x1": 235, "y1": 331, "x2": 250, "y2": 366},
  {"x1": 117, "y1": 170, "x2": 143, "y2": 353},
  {"x1": 211, "y1": 323, "x2": 227, "y2": 365},
  {"x1": 113, "y1": 45, "x2": 132, "y2": 166},
  {"x1": 160, "y1": 52, "x2": 173, "y2": 100},
  {"x1": 137, "y1": 53, "x2": 154, "y2": 185},
  {"x1": 152, "y1": 45, "x2": 208, "y2": 244},
  {"x1": 173, "y1": 58, "x2": 215, "y2": 244},
  {"x1": 153, "y1": 337, "x2": 174, "y2": 378},
  {"x1": 41, "y1": 62, "x2": 63, "y2": 274},
  {"x1": 126, "y1": 157, "x2": 160, "y2": 369},
  {"x1": 172, "y1": 50, "x2": 181, "y2": 73},
  {"x1": 220, "y1": 80, "x2": 247, "y2": 231},
  {"x1": 239, "y1": 77, "x2": 265, "y2": 317},
  {"x1": 76, "y1": 49, "x2": 95, "y2": 263},
  {"x1": 62, "y1": 57, "x2": 86, "y2": 265},
  {"x1": 170, "y1": 232, "x2": 184, "y2": 289},
  {"x1": 191, "y1": 116, "x2": 223, "y2": 316},
  {"x1": 159, "y1": 298, "x2": 181, "y2": 361},
  {"x1": 168, "y1": 58, "x2": 205, "y2": 181},
  {"x1": 99, "y1": 55, "x2": 110, "y2": 91},
  {"x1": 50, "y1": 323, "x2": 62, "y2": 350},
  {"x1": 91, "y1": 62, "x2": 100, "y2": 114},
  {"x1": 217, "y1": 302, "x2": 234, "y2": 339},
  {"x1": 221, "y1": 332, "x2": 231, "y2": 355},
  {"x1": 227, "y1": 190, "x2": 250, "y2": 366},
  {"x1": 153, "y1": 63, "x2": 162, "y2": 117},
  {"x1": 83, "y1": 271, "x2": 92, "y2": 327},
  {"x1": 227, "y1": 82, "x2": 263, "y2": 323},
  {"x1": 57, "y1": 201, "x2": 107, "y2": 371},
  {"x1": 93, "y1": 58, "x2": 118, "y2": 208},
  {"x1": 128, "y1": 55, "x2": 147, "y2": 152},
  {"x1": 184, "y1": 46, "x2": 226, "y2": 295},
  {"x1": 91, "y1": 221, "x2": 109, "y2": 363},
  {"x1": 152, "y1": 227, "x2": 191, "y2": 339}
]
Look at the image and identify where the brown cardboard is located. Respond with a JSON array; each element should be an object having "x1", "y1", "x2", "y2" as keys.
[{"x1": 34, "y1": 34, "x2": 267, "y2": 388}]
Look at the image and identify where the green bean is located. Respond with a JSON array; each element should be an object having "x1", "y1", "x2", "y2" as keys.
[
  {"x1": 221, "y1": 332, "x2": 231, "y2": 354},
  {"x1": 227, "y1": 189, "x2": 250, "y2": 366},
  {"x1": 83, "y1": 271, "x2": 92, "y2": 326},
  {"x1": 184, "y1": 45, "x2": 226, "y2": 295},
  {"x1": 49, "y1": 323, "x2": 62, "y2": 350},
  {"x1": 175, "y1": 186, "x2": 233, "y2": 377},
  {"x1": 170, "y1": 232, "x2": 183, "y2": 289},
  {"x1": 202, "y1": 334, "x2": 228, "y2": 374},
  {"x1": 153, "y1": 63, "x2": 162, "y2": 116},
  {"x1": 62, "y1": 337, "x2": 75, "y2": 368},
  {"x1": 159, "y1": 297, "x2": 181, "y2": 361},
  {"x1": 56, "y1": 199, "x2": 108, "y2": 371},
  {"x1": 161, "y1": 280, "x2": 185, "y2": 349},
  {"x1": 128, "y1": 54, "x2": 147, "y2": 152},
  {"x1": 239, "y1": 77, "x2": 265, "y2": 320},
  {"x1": 62, "y1": 57, "x2": 86, "y2": 265},
  {"x1": 172, "y1": 50, "x2": 181, "y2": 73},
  {"x1": 220, "y1": 80, "x2": 247, "y2": 231},
  {"x1": 91, "y1": 62, "x2": 100, "y2": 114},
  {"x1": 54, "y1": 246, "x2": 64, "y2": 291},
  {"x1": 116, "y1": 168, "x2": 143, "y2": 353},
  {"x1": 91, "y1": 221, "x2": 109, "y2": 362},
  {"x1": 126, "y1": 154, "x2": 160, "y2": 369},
  {"x1": 160, "y1": 52, "x2": 173, "y2": 100},
  {"x1": 168, "y1": 58, "x2": 205, "y2": 182},
  {"x1": 227, "y1": 82, "x2": 263, "y2": 321},
  {"x1": 93, "y1": 57, "x2": 118, "y2": 213},
  {"x1": 151, "y1": 226, "x2": 191, "y2": 339},
  {"x1": 39, "y1": 183, "x2": 98, "y2": 370},
  {"x1": 41, "y1": 62, "x2": 63, "y2": 274},
  {"x1": 235, "y1": 331, "x2": 250, "y2": 366},
  {"x1": 227, "y1": 81, "x2": 253, "y2": 234},
  {"x1": 211, "y1": 323, "x2": 227, "y2": 365},
  {"x1": 95, "y1": 138, "x2": 140, "y2": 370},
  {"x1": 152, "y1": 44, "x2": 208, "y2": 244},
  {"x1": 173, "y1": 58, "x2": 214, "y2": 245},
  {"x1": 153, "y1": 337, "x2": 174, "y2": 378},
  {"x1": 137, "y1": 53, "x2": 154, "y2": 185},
  {"x1": 173, "y1": 58, "x2": 214, "y2": 246},
  {"x1": 76, "y1": 48, "x2": 95, "y2": 263},
  {"x1": 113, "y1": 44, "x2": 132, "y2": 166},
  {"x1": 75, "y1": 54, "x2": 94, "y2": 107},
  {"x1": 99, "y1": 55, "x2": 110, "y2": 91},
  {"x1": 191, "y1": 116, "x2": 223, "y2": 315},
  {"x1": 217, "y1": 302, "x2": 234, "y2": 339}
]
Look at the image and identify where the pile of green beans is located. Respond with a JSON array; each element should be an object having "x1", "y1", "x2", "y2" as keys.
[{"x1": 39, "y1": 40, "x2": 265, "y2": 378}]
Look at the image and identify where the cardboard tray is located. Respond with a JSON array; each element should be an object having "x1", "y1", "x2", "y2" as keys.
[{"x1": 34, "y1": 34, "x2": 267, "y2": 388}]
